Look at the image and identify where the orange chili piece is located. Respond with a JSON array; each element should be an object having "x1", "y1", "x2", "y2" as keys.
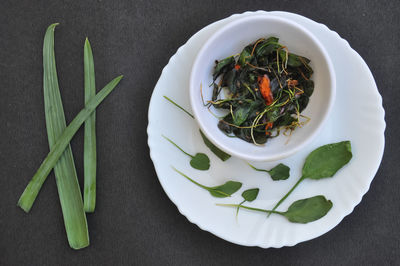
[
  {"x1": 287, "y1": 79, "x2": 298, "y2": 87},
  {"x1": 258, "y1": 74, "x2": 273, "y2": 105},
  {"x1": 234, "y1": 64, "x2": 241, "y2": 70},
  {"x1": 265, "y1": 122, "x2": 273, "y2": 135}
]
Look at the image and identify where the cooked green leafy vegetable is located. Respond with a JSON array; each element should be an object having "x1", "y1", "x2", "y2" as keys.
[
  {"x1": 218, "y1": 195, "x2": 332, "y2": 224},
  {"x1": 83, "y1": 38, "x2": 97, "y2": 213},
  {"x1": 162, "y1": 135, "x2": 210, "y2": 170},
  {"x1": 268, "y1": 141, "x2": 352, "y2": 216},
  {"x1": 209, "y1": 37, "x2": 314, "y2": 145},
  {"x1": 173, "y1": 167, "x2": 242, "y2": 198},
  {"x1": 163, "y1": 95, "x2": 231, "y2": 161},
  {"x1": 247, "y1": 162, "x2": 290, "y2": 180}
]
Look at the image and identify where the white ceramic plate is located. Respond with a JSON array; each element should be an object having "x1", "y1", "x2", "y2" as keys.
[{"x1": 147, "y1": 11, "x2": 385, "y2": 248}]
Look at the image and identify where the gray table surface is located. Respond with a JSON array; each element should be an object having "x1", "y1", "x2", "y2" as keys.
[{"x1": 1, "y1": 1, "x2": 399, "y2": 265}]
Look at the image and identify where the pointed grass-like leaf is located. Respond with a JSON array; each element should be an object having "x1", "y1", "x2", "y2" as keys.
[
  {"x1": 27, "y1": 23, "x2": 88, "y2": 249},
  {"x1": 18, "y1": 75, "x2": 123, "y2": 214},
  {"x1": 83, "y1": 38, "x2": 97, "y2": 213}
]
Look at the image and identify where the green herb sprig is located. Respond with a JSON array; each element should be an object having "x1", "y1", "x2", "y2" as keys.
[
  {"x1": 247, "y1": 162, "x2": 290, "y2": 181},
  {"x1": 218, "y1": 195, "x2": 332, "y2": 224},
  {"x1": 163, "y1": 95, "x2": 231, "y2": 161},
  {"x1": 268, "y1": 141, "x2": 352, "y2": 216},
  {"x1": 173, "y1": 167, "x2": 242, "y2": 197},
  {"x1": 163, "y1": 135, "x2": 210, "y2": 170}
]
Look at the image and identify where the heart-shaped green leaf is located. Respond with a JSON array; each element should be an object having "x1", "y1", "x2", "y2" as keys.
[
  {"x1": 247, "y1": 162, "x2": 290, "y2": 181},
  {"x1": 268, "y1": 163, "x2": 290, "y2": 181},
  {"x1": 282, "y1": 195, "x2": 333, "y2": 223},
  {"x1": 241, "y1": 188, "x2": 259, "y2": 202},
  {"x1": 190, "y1": 153, "x2": 210, "y2": 170}
]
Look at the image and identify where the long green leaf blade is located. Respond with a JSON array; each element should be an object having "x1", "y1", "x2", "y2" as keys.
[
  {"x1": 83, "y1": 38, "x2": 97, "y2": 213},
  {"x1": 32, "y1": 23, "x2": 88, "y2": 249},
  {"x1": 18, "y1": 75, "x2": 123, "y2": 213}
]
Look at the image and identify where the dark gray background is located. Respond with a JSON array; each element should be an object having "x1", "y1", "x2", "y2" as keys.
[{"x1": 0, "y1": 1, "x2": 399, "y2": 265}]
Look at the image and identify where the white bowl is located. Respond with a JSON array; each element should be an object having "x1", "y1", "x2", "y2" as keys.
[{"x1": 189, "y1": 15, "x2": 336, "y2": 161}]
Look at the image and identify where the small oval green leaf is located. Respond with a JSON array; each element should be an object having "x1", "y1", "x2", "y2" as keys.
[
  {"x1": 190, "y1": 153, "x2": 210, "y2": 170},
  {"x1": 302, "y1": 141, "x2": 352, "y2": 180},
  {"x1": 283, "y1": 195, "x2": 333, "y2": 223}
]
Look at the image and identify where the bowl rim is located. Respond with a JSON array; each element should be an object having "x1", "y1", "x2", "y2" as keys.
[{"x1": 189, "y1": 14, "x2": 336, "y2": 161}]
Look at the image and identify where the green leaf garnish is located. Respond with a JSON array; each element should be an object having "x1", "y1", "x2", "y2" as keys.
[
  {"x1": 235, "y1": 188, "x2": 259, "y2": 217},
  {"x1": 218, "y1": 195, "x2": 332, "y2": 224},
  {"x1": 268, "y1": 163, "x2": 290, "y2": 181},
  {"x1": 189, "y1": 153, "x2": 210, "y2": 171},
  {"x1": 302, "y1": 141, "x2": 353, "y2": 180},
  {"x1": 247, "y1": 162, "x2": 290, "y2": 181},
  {"x1": 241, "y1": 188, "x2": 259, "y2": 202},
  {"x1": 163, "y1": 95, "x2": 194, "y2": 119},
  {"x1": 268, "y1": 141, "x2": 352, "y2": 216},
  {"x1": 173, "y1": 167, "x2": 242, "y2": 198},
  {"x1": 282, "y1": 196, "x2": 332, "y2": 223},
  {"x1": 210, "y1": 181, "x2": 243, "y2": 198},
  {"x1": 162, "y1": 95, "x2": 232, "y2": 162},
  {"x1": 199, "y1": 130, "x2": 231, "y2": 161},
  {"x1": 162, "y1": 135, "x2": 210, "y2": 171}
]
